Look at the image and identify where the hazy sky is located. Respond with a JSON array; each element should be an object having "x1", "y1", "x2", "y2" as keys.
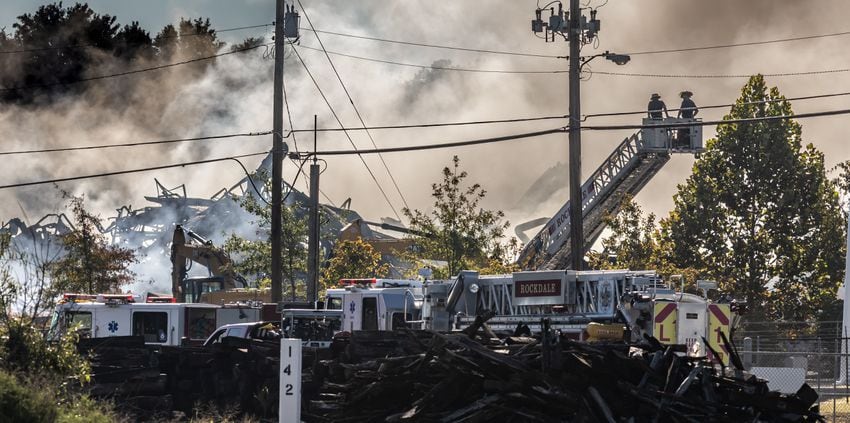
[{"x1": 1, "y1": 0, "x2": 849, "y2": 244}]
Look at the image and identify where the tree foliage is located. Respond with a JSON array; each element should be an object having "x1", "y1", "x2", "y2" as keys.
[
  {"x1": 0, "y1": 2, "x2": 224, "y2": 104},
  {"x1": 50, "y1": 195, "x2": 137, "y2": 294},
  {"x1": 659, "y1": 75, "x2": 845, "y2": 320},
  {"x1": 403, "y1": 156, "x2": 517, "y2": 278},
  {"x1": 321, "y1": 238, "x2": 389, "y2": 291},
  {"x1": 224, "y1": 192, "x2": 308, "y2": 301},
  {"x1": 587, "y1": 196, "x2": 659, "y2": 271}
]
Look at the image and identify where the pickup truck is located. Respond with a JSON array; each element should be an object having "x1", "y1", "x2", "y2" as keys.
[{"x1": 203, "y1": 321, "x2": 280, "y2": 346}]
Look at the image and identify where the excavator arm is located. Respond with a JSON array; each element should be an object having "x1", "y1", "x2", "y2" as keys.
[{"x1": 171, "y1": 224, "x2": 247, "y2": 302}]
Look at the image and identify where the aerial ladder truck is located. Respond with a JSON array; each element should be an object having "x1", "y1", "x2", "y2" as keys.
[{"x1": 516, "y1": 117, "x2": 704, "y2": 270}]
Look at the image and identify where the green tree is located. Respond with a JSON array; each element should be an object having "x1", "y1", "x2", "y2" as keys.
[
  {"x1": 224, "y1": 192, "x2": 308, "y2": 301},
  {"x1": 0, "y1": 3, "x2": 225, "y2": 104},
  {"x1": 1, "y1": 3, "x2": 120, "y2": 102},
  {"x1": 50, "y1": 195, "x2": 137, "y2": 294},
  {"x1": 587, "y1": 196, "x2": 659, "y2": 271},
  {"x1": 403, "y1": 156, "x2": 515, "y2": 278},
  {"x1": 154, "y1": 17, "x2": 223, "y2": 61},
  {"x1": 321, "y1": 238, "x2": 389, "y2": 291},
  {"x1": 660, "y1": 75, "x2": 846, "y2": 320}
]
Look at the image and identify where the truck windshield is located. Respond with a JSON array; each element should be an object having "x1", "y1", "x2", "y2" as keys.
[
  {"x1": 283, "y1": 315, "x2": 341, "y2": 341},
  {"x1": 326, "y1": 297, "x2": 343, "y2": 310}
]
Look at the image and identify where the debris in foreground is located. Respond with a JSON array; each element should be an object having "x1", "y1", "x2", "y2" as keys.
[{"x1": 308, "y1": 329, "x2": 822, "y2": 422}]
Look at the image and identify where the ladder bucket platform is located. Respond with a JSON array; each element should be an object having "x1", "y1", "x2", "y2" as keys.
[{"x1": 641, "y1": 118, "x2": 703, "y2": 153}]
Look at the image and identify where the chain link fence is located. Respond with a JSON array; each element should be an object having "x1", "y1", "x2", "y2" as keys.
[{"x1": 734, "y1": 320, "x2": 850, "y2": 422}]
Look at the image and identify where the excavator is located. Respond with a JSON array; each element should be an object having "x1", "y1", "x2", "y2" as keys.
[{"x1": 170, "y1": 224, "x2": 248, "y2": 303}]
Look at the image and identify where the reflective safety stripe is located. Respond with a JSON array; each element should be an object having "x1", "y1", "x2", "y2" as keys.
[
  {"x1": 653, "y1": 303, "x2": 677, "y2": 345},
  {"x1": 707, "y1": 304, "x2": 731, "y2": 366}
]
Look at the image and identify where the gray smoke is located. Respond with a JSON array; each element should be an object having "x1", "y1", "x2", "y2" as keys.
[{"x1": 1, "y1": 0, "x2": 848, "y2": 269}]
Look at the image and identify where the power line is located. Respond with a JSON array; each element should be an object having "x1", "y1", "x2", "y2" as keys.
[
  {"x1": 296, "y1": 43, "x2": 850, "y2": 79},
  {"x1": 301, "y1": 26, "x2": 850, "y2": 59},
  {"x1": 299, "y1": 27, "x2": 560, "y2": 59},
  {"x1": 282, "y1": 60, "x2": 337, "y2": 208},
  {"x1": 296, "y1": 44, "x2": 567, "y2": 74},
  {"x1": 591, "y1": 68, "x2": 850, "y2": 79},
  {"x1": 0, "y1": 151, "x2": 269, "y2": 190},
  {"x1": 287, "y1": 40, "x2": 402, "y2": 221},
  {"x1": 288, "y1": 90, "x2": 850, "y2": 133},
  {"x1": 288, "y1": 114, "x2": 568, "y2": 133},
  {"x1": 626, "y1": 29, "x2": 850, "y2": 56},
  {"x1": 0, "y1": 131, "x2": 271, "y2": 156},
  {"x1": 293, "y1": 107, "x2": 850, "y2": 157},
  {"x1": 297, "y1": 0, "x2": 410, "y2": 211},
  {"x1": 5, "y1": 89, "x2": 847, "y2": 157},
  {"x1": 582, "y1": 90, "x2": 850, "y2": 121},
  {"x1": 581, "y1": 108, "x2": 850, "y2": 131},
  {"x1": 4, "y1": 108, "x2": 848, "y2": 190},
  {"x1": 297, "y1": 128, "x2": 565, "y2": 156},
  {"x1": 0, "y1": 42, "x2": 271, "y2": 92},
  {"x1": 0, "y1": 23, "x2": 272, "y2": 55}
]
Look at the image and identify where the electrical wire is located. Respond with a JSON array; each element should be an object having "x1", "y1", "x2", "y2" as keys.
[
  {"x1": 3, "y1": 108, "x2": 850, "y2": 191},
  {"x1": 591, "y1": 68, "x2": 850, "y2": 79},
  {"x1": 282, "y1": 62, "x2": 337, "y2": 208},
  {"x1": 295, "y1": 43, "x2": 850, "y2": 79},
  {"x1": 282, "y1": 158, "x2": 310, "y2": 204},
  {"x1": 0, "y1": 23, "x2": 272, "y2": 55},
  {"x1": 295, "y1": 44, "x2": 567, "y2": 74},
  {"x1": 0, "y1": 151, "x2": 269, "y2": 190},
  {"x1": 296, "y1": 128, "x2": 566, "y2": 156},
  {"x1": 5, "y1": 89, "x2": 848, "y2": 157},
  {"x1": 291, "y1": 107, "x2": 850, "y2": 157},
  {"x1": 625, "y1": 29, "x2": 850, "y2": 56},
  {"x1": 298, "y1": 27, "x2": 560, "y2": 59},
  {"x1": 298, "y1": 0, "x2": 410, "y2": 211},
  {"x1": 582, "y1": 90, "x2": 850, "y2": 121},
  {"x1": 288, "y1": 114, "x2": 569, "y2": 133},
  {"x1": 301, "y1": 24, "x2": 850, "y2": 59},
  {"x1": 0, "y1": 131, "x2": 271, "y2": 156},
  {"x1": 229, "y1": 157, "x2": 271, "y2": 206},
  {"x1": 0, "y1": 42, "x2": 271, "y2": 92},
  {"x1": 580, "y1": 108, "x2": 850, "y2": 131},
  {"x1": 287, "y1": 40, "x2": 403, "y2": 221}
]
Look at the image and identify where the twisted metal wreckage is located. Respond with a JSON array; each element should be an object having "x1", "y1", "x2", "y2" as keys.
[{"x1": 0, "y1": 155, "x2": 397, "y2": 279}]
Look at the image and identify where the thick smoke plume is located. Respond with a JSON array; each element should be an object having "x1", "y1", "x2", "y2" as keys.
[{"x1": 1, "y1": 0, "x2": 848, "y2": 287}]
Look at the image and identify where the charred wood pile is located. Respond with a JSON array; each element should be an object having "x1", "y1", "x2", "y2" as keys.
[
  {"x1": 308, "y1": 328, "x2": 823, "y2": 422},
  {"x1": 78, "y1": 336, "x2": 330, "y2": 420}
]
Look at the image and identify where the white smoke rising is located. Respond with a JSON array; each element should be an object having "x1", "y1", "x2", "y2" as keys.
[{"x1": 1, "y1": 0, "x2": 849, "y2": 278}]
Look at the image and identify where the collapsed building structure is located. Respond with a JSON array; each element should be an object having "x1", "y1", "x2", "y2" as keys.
[{"x1": 0, "y1": 154, "x2": 407, "y2": 287}]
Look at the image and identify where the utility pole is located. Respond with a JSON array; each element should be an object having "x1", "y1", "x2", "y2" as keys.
[
  {"x1": 271, "y1": 2, "x2": 299, "y2": 303},
  {"x1": 271, "y1": 0, "x2": 286, "y2": 304},
  {"x1": 567, "y1": 0, "x2": 582, "y2": 270},
  {"x1": 531, "y1": 2, "x2": 627, "y2": 270},
  {"x1": 307, "y1": 115, "x2": 320, "y2": 304}
]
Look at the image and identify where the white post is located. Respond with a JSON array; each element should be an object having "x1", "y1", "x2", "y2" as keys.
[
  {"x1": 840, "y1": 213, "x2": 850, "y2": 384},
  {"x1": 280, "y1": 338, "x2": 302, "y2": 423}
]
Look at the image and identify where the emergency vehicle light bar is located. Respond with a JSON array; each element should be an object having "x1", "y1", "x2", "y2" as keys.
[
  {"x1": 338, "y1": 278, "x2": 378, "y2": 286},
  {"x1": 146, "y1": 293, "x2": 176, "y2": 303}
]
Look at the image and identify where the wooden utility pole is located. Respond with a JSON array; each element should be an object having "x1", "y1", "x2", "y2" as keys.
[
  {"x1": 307, "y1": 115, "x2": 320, "y2": 303},
  {"x1": 271, "y1": 0, "x2": 287, "y2": 303},
  {"x1": 567, "y1": 0, "x2": 583, "y2": 270}
]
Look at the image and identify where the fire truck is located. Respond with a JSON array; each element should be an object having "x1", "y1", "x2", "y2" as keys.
[{"x1": 319, "y1": 270, "x2": 738, "y2": 364}]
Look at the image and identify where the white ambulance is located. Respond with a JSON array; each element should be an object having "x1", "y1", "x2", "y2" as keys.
[{"x1": 48, "y1": 293, "x2": 220, "y2": 346}]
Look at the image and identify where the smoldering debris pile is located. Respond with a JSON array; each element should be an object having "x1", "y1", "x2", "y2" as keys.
[{"x1": 308, "y1": 330, "x2": 822, "y2": 422}]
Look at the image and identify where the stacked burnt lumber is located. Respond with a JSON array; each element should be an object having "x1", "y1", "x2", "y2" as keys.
[
  {"x1": 79, "y1": 336, "x2": 330, "y2": 419},
  {"x1": 307, "y1": 329, "x2": 823, "y2": 422},
  {"x1": 77, "y1": 336, "x2": 174, "y2": 419}
]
